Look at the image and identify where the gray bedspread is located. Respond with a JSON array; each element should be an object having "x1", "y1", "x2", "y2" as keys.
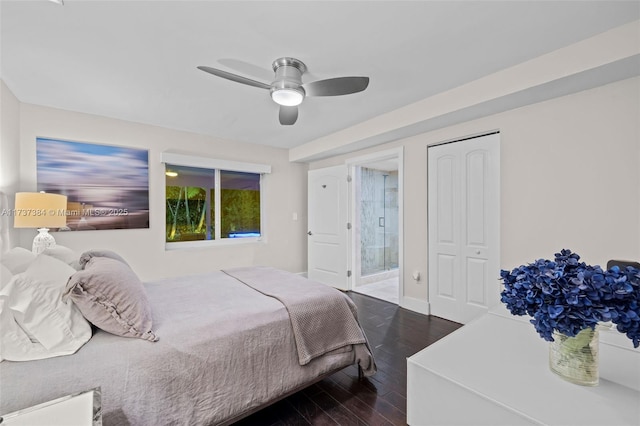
[
  {"x1": 0, "y1": 270, "x2": 374, "y2": 425},
  {"x1": 223, "y1": 267, "x2": 376, "y2": 375}
]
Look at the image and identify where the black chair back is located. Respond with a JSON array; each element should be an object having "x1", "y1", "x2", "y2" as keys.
[{"x1": 607, "y1": 259, "x2": 640, "y2": 270}]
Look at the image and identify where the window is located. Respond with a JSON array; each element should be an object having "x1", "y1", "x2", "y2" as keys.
[
  {"x1": 165, "y1": 165, "x2": 263, "y2": 244},
  {"x1": 220, "y1": 171, "x2": 261, "y2": 238},
  {"x1": 165, "y1": 165, "x2": 214, "y2": 242}
]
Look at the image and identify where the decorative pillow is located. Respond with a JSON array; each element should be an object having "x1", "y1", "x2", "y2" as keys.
[
  {"x1": 79, "y1": 249, "x2": 129, "y2": 269},
  {"x1": 42, "y1": 245, "x2": 81, "y2": 270},
  {"x1": 0, "y1": 254, "x2": 92, "y2": 361},
  {"x1": 0, "y1": 264, "x2": 12, "y2": 289},
  {"x1": 1, "y1": 247, "x2": 36, "y2": 274},
  {"x1": 65, "y1": 257, "x2": 158, "y2": 342}
]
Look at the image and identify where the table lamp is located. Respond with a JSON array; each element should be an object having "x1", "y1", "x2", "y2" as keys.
[{"x1": 14, "y1": 192, "x2": 68, "y2": 254}]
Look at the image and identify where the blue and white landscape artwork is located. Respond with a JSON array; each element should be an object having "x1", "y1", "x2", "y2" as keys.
[{"x1": 37, "y1": 137, "x2": 149, "y2": 231}]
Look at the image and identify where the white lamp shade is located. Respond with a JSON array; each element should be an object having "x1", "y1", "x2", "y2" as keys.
[{"x1": 14, "y1": 192, "x2": 68, "y2": 228}]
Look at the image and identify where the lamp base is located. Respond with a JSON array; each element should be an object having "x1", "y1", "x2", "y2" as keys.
[{"x1": 32, "y1": 228, "x2": 56, "y2": 254}]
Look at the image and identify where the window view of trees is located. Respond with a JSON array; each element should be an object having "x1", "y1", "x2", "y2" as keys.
[
  {"x1": 165, "y1": 166, "x2": 260, "y2": 243},
  {"x1": 166, "y1": 186, "x2": 209, "y2": 241}
]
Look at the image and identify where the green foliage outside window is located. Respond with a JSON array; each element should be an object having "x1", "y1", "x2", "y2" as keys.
[
  {"x1": 165, "y1": 167, "x2": 261, "y2": 243},
  {"x1": 221, "y1": 189, "x2": 260, "y2": 237},
  {"x1": 166, "y1": 186, "x2": 208, "y2": 241}
]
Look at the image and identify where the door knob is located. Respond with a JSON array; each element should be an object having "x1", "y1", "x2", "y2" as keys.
[
  {"x1": 308, "y1": 231, "x2": 313, "y2": 236},
  {"x1": 476, "y1": 250, "x2": 481, "y2": 255}
]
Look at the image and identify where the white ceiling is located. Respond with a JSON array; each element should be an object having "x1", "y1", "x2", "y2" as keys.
[{"x1": 1, "y1": 1, "x2": 638, "y2": 150}]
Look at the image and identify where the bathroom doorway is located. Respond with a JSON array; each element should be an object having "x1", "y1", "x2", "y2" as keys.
[{"x1": 351, "y1": 158, "x2": 400, "y2": 304}]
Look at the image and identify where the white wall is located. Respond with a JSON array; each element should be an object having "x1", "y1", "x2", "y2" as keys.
[
  {"x1": 15, "y1": 103, "x2": 308, "y2": 281},
  {"x1": 310, "y1": 77, "x2": 640, "y2": 302},
  {"x1": 0, "y1": 81, "x2": 21, "y2": 250}
]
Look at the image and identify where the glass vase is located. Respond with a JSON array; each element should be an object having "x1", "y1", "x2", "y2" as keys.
[{"x1": 549, "y1": 327, "x2": 599, "y2": 386}]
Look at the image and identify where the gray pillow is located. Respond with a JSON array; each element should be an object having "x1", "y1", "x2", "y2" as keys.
[
  {"x1": 64, "y1": 257, "x2": 158, "y2": 342},
  {"x1": 79, "y1": 249, "x2": 129, "y2": 269}
]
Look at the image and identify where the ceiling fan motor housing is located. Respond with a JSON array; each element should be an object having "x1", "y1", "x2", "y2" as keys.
[{"x1": 271, "y1": 57, "x2": 306, "y2": 95}]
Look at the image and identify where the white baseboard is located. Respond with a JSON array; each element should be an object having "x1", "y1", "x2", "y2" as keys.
[
  {"x1": 401, "y1": 296, "x2": 430, "y2": 315},
  {"x1": 301, "y1": 272, "x2": 429, "y2": 315}
]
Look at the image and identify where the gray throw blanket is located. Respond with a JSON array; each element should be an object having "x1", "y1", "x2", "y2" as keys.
[{"x1": 223, "y1": 267, "x2": 375, "y2": 374}]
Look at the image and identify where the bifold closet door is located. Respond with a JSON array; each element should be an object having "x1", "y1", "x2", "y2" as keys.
[{"x1": 428, "y1": 133, "x2": 500, "y2": 324}]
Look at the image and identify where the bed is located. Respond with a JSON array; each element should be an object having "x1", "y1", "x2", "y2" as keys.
[
  {"x1": 0, "y1": 214, "x2": 375, "y2": 425},
  {"x1": 0, "y1": 266, "x2": 376, "y2": 425}
]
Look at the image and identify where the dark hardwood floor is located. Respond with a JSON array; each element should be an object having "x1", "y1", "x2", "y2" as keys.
[{"x1": 235, "y1": 291, "x2": 462, "y2": 426}]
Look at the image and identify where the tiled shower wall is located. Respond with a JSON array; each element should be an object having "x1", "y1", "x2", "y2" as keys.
[{"x1": 359, "y1": 167, "x2": 399, "y2": 276}]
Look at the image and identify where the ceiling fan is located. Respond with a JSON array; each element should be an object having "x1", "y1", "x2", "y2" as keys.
[{"x1": 197, "y1": 57, "x2": 369, "y2": 126}]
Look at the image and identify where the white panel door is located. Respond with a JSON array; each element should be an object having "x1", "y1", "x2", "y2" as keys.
[
  {"x1": 428, "y1": 133, "x2": 500, "y2": 324},
  {"x1": 308, "y1": 165, "x2": 348, "y2": 290}
]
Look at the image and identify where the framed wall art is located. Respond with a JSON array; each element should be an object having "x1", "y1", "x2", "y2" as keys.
[{"x1": 36, "y1": 137, "x2": 149, "y2": 231}]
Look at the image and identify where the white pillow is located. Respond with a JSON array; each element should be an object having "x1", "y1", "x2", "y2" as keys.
[
  {"x1": 0, "y1": 254, "x2": 92, "y2": 361},
  {"x1": 0, "y1": 247, "x2": 36, "y2": 274},
  {"x1": 42, "y1": 245, "x2": 81, "y2": 270},
  {"x1": 0, "y1": 264, "x2": 12, "y2": 289}
]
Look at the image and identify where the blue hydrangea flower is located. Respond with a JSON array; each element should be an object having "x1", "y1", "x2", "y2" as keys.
[{"x1": 500, "y1": 250, "x2": 640, "y2": 348}]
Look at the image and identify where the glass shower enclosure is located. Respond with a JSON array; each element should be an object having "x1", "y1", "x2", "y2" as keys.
[{"x1": 358, "y1": 167, "x2": 399, "y2": 278}]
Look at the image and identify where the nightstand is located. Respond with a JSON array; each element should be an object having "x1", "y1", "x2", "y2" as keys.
[{"x1": 0, "y1": 388, "x2": 101, "y2": 426}]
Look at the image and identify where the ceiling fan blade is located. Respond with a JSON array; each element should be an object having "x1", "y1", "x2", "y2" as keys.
[
  {"x1": 197, "y1": 66, "x2": 271, "y2": 90},
  {"x1": 279, "y1": 106, "x2": 298, "y2": 125},
  {"x1": 217, "y1": 58, "x2": 274, "y2": 82},
  {"x1": 302, "y1": 76, "x2": 369, "y2": 97}
]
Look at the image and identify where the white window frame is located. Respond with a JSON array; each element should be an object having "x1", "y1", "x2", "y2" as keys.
[{"x1": 161, "y1": 152, "x2": 270, "y2": 250}]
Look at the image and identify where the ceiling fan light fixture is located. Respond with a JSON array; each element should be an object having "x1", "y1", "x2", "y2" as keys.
[
  {"x1": 271, "y1": 88, "x2": 304, "y2": 106},
  {"x1": 198, "y1": 57, "x2": 370, "y2": 125}
]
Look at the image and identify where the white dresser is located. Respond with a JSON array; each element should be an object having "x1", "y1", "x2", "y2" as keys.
[{"x1": 407, "y1": 307, "x2": 640, "y2": 425}]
